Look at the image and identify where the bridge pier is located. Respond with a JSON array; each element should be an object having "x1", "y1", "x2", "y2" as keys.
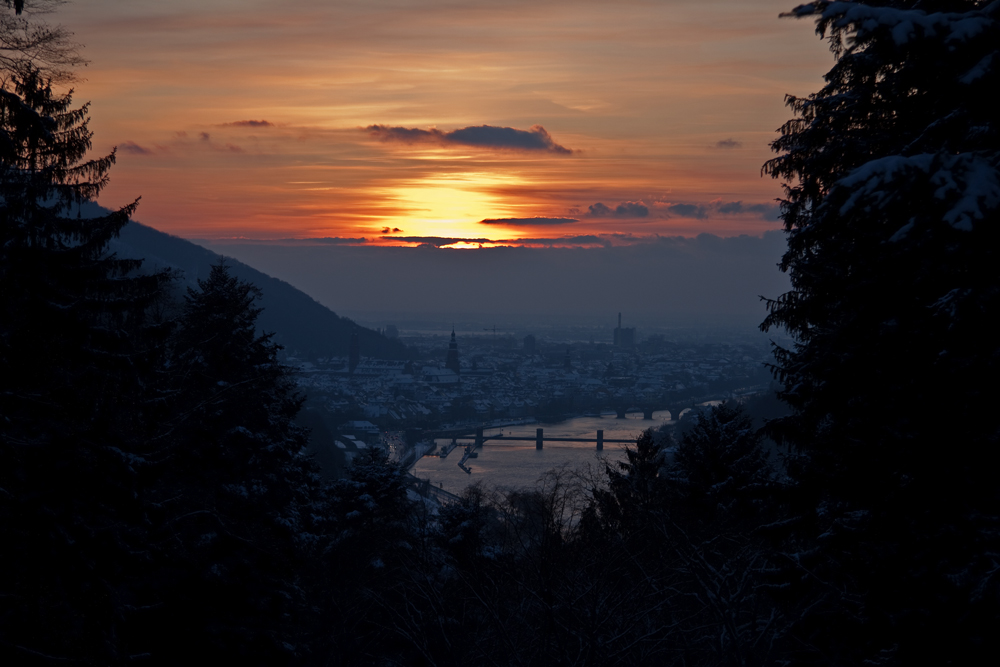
[
  {"x1": 642, "y1": 408, "x2": 655, "y2": 420},
  {"x1": 536, "y1": 428, "x2": 543, "y2": 450},
  {"x1": 615, "y1": 407, "x2": 627, "y2": 419},
  {"x1": 475, "y1": 426, "x2": 483, "y2": 449},
  {"x1": 596, "y1": 429, "x2": 603, "y2": 451}
]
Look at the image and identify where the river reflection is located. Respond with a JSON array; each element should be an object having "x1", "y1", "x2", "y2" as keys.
[{"x1": 412, "y1": 412, "x2": 673, "y2": 495}]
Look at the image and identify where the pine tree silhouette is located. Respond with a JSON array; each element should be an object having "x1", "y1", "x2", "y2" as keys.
[
  {"x1": 144, "y1": 261, "x2": 328, "y2": 662},
  {"x1": 0, "y1": 65, "x2": 170, "y2": 662},
  {"x1": 673, "y1": 402, "x2": 771, "y2": 523}
]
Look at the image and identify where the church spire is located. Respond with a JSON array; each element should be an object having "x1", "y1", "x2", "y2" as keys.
[{"x1": 445, "y1": 326, "x2": 460, "y2": 375}]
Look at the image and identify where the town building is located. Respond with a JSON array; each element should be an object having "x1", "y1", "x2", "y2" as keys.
[{"x1": 613, "y1": 312, "x2": 636, "y2": 349}]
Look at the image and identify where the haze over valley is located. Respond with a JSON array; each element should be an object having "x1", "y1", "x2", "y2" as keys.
[{"x1": 199, "y1": 232, "x2": 790, "y2": 330}]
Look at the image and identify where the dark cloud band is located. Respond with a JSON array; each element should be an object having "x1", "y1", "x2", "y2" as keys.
[
  {"x1": 379, "y1": 234, "x2": 652, "y2": 248},
  {"x1": 715, "y1": 201, "x2": 780, "y2": 219},
  {"x1": 665, "y1": 203, "x2": 708, "y2": 219},
  {"x1": 202, "y1": 237, "x2": 369, "y2": 245},
  {"x1": 497, "y1": 235, "x2": 611, "y2": 247},
  {"x1": 480, "y1": 217, "x2": 577, "y2": 226},
  {"x1": 119, "y1": 140, "x2": 153, "y2": 155},
  {"x1": 586, "y1": 201, "x2": 649, "y2": 218},
  {"x1": 387, "y1": 236, "x2": 492, "y2": 247},
  {"x1": 580, "y1": 199, "x2": 779, "y2": 221},
  {"x1": 366, "y1": 124, "x2": 573, "y2": 154},
  {"x1": 664, "y1": 200, "x2": 779, "y2": 220},
  {"x1": 225, "y1": 120, "x2": 274, "y2": 127}
]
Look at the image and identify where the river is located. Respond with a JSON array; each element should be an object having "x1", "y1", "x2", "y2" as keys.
[{"x1": 411, "y1": 411, "x2": 675, "y2": 495}]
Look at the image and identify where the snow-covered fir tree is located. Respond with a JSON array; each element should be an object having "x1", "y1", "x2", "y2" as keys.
[{"x1": 762, "y1": 1, "x2": 999, "y2": 662}]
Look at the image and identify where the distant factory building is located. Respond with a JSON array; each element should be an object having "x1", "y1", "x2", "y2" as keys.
[
  {"x1": 445, "y1": 327, "x2": 461, "y2": 375},
  {"x1": 523, "y1": 334, "x2": 536, "y2": 354},
  {"x1": 613, "y1": 312, "x2": 636, "y2": 349}
]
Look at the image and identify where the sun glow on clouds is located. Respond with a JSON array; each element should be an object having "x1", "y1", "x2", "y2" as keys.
[
  {"x1": 439, "y1": 241, "x2": 488, "y2": 250},
  {"x1": 60, "y1": 0, "x2": 831, "y2": 240},
  {"x1": 382, "y1": 172, "x2": 528, "y2": 239}
]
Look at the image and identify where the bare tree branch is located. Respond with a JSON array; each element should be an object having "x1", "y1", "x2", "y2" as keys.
[{"x1": 2, "y1": 1, "x2": 84, "y2": 82}]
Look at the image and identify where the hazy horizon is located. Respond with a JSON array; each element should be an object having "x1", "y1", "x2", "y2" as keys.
[{"x1": 196, "y1": 229, "x2": 789, "y2": 333}]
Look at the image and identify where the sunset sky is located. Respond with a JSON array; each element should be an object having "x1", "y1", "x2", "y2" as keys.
[{"x1": 58, "y1": 0, "x2": 832, "y2": 246}]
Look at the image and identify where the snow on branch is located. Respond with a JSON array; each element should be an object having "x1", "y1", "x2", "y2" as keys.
[
  {"x1": 833, "y1": 152, "x2": 1000, "y2": 233},
  {"x1": 786, "y1": 1, "x2": 998, "y2": 46}
]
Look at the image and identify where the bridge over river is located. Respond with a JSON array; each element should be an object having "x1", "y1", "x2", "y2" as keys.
[
  {"x1": 403, "y1": 389, "x2": 766, "y2": 492},
  {"x1": 406, "y1": 418, "x2": 654, "y2": 492},
  {"x1": 401, "y1": 390, "x2": 730, "y2": 463}
]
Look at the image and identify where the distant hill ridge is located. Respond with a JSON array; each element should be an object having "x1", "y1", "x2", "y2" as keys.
[{"x1": 105, "y1": 216, "x2": 408, "y2": 360}]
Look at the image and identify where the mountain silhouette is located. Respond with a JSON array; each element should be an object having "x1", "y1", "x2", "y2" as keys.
[{"x1": 107, "y1": 218, "x2": 409, "y2": 360}]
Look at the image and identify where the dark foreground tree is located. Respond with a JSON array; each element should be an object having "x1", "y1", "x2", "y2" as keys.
[
  {"x1": 137, "y1": 261, "x2": 329, "y2": 663},
  {"x1": 0, "y1": 5, "x2": 330, "y2": 664},
  {"x1": 314, "y1": 446, "x2": 421, "y2": 663},
  {"x1": 0, "y1": 52, "x2": 329, "y2": 661},
  {"x1": 672, "y1": 402, "x2": 772, "y2": 523},
  {"x1": 579, "y1": 424, "x2": 785, "y2": 666},
  {"x1": 762, "y1": 1, "x2": 1000, "y2": 662},
  {"x1": 590, "y1": 428, "x2": 668, "y2": 539},
  {"x1": 0, "y1": 63, "x2": 170, "y2": 662}
]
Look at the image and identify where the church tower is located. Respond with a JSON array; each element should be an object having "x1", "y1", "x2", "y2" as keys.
[{"x1": 445, "y1": 327, "x2": 461, "y2": 375}]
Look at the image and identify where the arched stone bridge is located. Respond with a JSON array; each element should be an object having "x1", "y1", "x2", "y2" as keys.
[{"x1": 610, "y1": 393, "x2": 727, "y2": 420}]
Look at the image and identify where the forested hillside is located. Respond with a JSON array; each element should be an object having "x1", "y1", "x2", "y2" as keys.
[{"x1": 109, "y1": 218, "x2": 410, "y2": 361}]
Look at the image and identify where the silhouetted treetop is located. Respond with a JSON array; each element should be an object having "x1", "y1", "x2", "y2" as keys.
[
  {"x1": 673, "y1": 402, "x2": 772, "y2": 521},
  {"x1": 1, "y1": 56, "x2": 169, "y2": 665},
  {"x1": 761, "y1": 1, "x2": 1000, "y2": 662}
]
